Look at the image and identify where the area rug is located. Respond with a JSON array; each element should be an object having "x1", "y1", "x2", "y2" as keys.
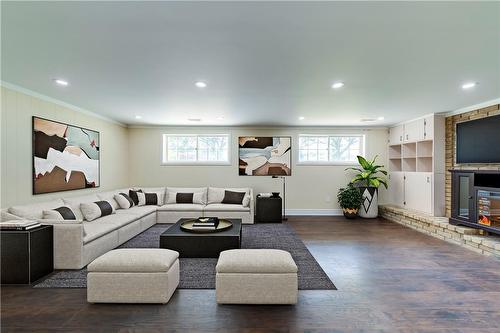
[{"x1": 34, "y1": 224, "x2": 336, "y2": 290}]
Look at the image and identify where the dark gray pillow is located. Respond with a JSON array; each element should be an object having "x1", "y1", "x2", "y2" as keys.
[
  {"x1": 176, "y1": 193, "x2": 194, "y2": 204},
  {"x1": 129, "y1": 189, "x2": 143, "y2": 205},
  {"x1": 221, "y1": 190, "x2": 246, "y2": 205}
]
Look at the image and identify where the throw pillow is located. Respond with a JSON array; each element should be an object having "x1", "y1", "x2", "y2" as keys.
[
  {"x1": 143, "y1": 192, "x2": 164, "y2": 206},
  {"x1": 114, "y1": 193, "x2": 134, "y2": 209},
  {"x1": 136, "y1": 192, "x2": 146, "y2": 206},
  {"x1": 129, "y1": 189, "x2": 143, "y2": 206},
  {"x1": 80, "y1": 201, "x2": 115, "y2": 222},
  {"x1": 221, "y1": 190, "x2": 246, "y2": 205},
  {"x1": 176, "y1": 192, "x2": 194, "y2": 204},
  {"x1": 43, "y1": 206, "x2": 77, "y2": 220}
]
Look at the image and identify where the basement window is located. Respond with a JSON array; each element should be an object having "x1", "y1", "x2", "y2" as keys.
[
  {"x1": 298, "y1": 134, "x2": 365, "y2": 164},
  {"x1": 162, "y1": 134, "x2": 230, "y2": 165}
]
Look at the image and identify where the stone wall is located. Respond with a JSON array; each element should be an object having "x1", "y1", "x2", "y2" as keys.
[{"x1": 445, "y1": 104, "x2": 500, "y2": 217}]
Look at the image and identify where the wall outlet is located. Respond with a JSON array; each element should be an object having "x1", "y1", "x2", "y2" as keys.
[{"x1": 325, "y1": 195, "x2": 332, "y2": 203}]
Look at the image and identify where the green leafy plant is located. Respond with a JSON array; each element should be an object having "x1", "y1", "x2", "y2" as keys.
[
  {"x1": 346, "y1": 155, "x2": 388, "y2": 189},
  {"x1": 337, "y1": 184, "x2": 363, "y2": 209}
]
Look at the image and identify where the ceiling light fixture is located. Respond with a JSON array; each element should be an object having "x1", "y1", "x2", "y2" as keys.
[
  {"x1": 360, "y1": 118, "x2": 377, "y2": 123},
  {"x1": 298, "y1": 116, "x2": 305, "y2": 120},
  {"x1": 462, "y1": 82, "x2": 477, "y2": 90},
  {"x1": 135, "y1": 115, "x2": 142, "y2": 119},
  {"x1": 216, "y1": 116, "x2": 224, "y2": 120},
  {"x1": 53, "y1": 79, "x2": 69, "y2": 86},
  {"x1": 377, "y1": 116, "x2": 385, "y2": 121},
  {"x1": 188, "y1": 118, "x2": 202, "y2": 122},
  {"x1": 331, "y1": 82, "x2": 344, "y2": 89},
  {"x1": 195, "y1": 81, "x2": 207, "y2": 88}
]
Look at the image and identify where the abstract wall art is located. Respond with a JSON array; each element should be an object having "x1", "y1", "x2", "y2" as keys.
[
  {"x1": 33, "y1": 116, "x2": 100, "y2": 194},
  {"x1": 238, "y1": 136, "x2": 291, "y2": 176}
]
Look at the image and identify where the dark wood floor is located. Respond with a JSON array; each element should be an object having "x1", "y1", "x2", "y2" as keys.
[{"x1": 2, "y1": 216, "x2": 500, "y2": 332}]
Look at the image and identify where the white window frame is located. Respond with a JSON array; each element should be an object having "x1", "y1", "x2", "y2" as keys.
[
  {"x1": 161, "y1": 134, "x2": 231, "y2": 166},
  {"x1": 297, "y1": 134, "x2": 366, "y2": 165}
]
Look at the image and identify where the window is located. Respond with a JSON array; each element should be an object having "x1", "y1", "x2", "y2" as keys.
[
  {"x1": 298, "y1": 135, "x2": 365, "y2": 164},
  {"x1": 162, "y1": 134, "x2": 230, "y2": 164}
]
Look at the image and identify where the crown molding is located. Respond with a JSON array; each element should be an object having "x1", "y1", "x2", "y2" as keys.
[
  {"x1": 1, "y1": 81, "x2": 126, "y2": 127},
  {"x1": 445, "y1": 98, "x2": 500, "y2": 117}
]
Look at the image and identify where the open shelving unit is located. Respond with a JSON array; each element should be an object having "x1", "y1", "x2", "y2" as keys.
[{"x1": 388, "y1": 140, "x2": 434, "y2": 173}]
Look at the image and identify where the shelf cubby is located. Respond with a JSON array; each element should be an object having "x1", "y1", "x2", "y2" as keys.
[
  {"x1": 402, "y1": 158, "x2": 417, "y2": 172},
  {"x1": 402, "y1": 142, "x2": 417, "y2": 158},
  {"x1": 417, "y1": 140, "x2": 433, "y2": 158},
  {"x1": 417, "y1": 157, "x2": 433, "y2": 172},
  {"x1": 389, "y1": 144, "x2": 402, "y2": 159},
  {"x1": 389, "y1": 158, "x2": 402, "y2": 172}
]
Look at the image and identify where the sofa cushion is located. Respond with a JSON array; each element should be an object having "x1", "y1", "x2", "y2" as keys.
[
  {"x1": 116, "y1": 205, "x2": 157, "y2": 218},
  {"x1": 87, "y1": 248, "x2": 179, "y2": 273},
  {"x1": 8, "y1": 199, "x2": 65, "y2": 220},
  {"x1": 208, "y1": 187, "x2": 251, "y2": 206},
  {"x1": 114, "y1": 193, "x2": 134, "y2": 209},
  {"x1": 158, "y1": 204, "x2": 205, "y2": 211},
  {"x1": 83, "y1": 213, "x2": 137, "y2": 244},
  {"x1": 63, "y1": 194, "x2": 101, "y2": 220},
  {"x1": 216, "y1": 249, "x2": 297, "y2": 274},
  {"x1": 204, "y1": 204, "x2": 250, "y2": 212},
  {"x1": 97, "y1": 190, "x2": 123, "y2": 210},
  {"x1": 166, "y1": 187, "x2": 207, "y2": 205}
]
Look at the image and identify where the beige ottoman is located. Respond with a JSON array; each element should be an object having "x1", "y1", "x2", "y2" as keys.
[
  {"x1": 216, "y1": 249, "x2": 298, "y2": 304},
  {"x1": 87, "y1": 248, "x2": 179, "y2": 304}
]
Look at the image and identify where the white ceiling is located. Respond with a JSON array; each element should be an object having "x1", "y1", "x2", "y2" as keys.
[{"x1": 2, "y1": 1, "x2": 499, "y2": 126}]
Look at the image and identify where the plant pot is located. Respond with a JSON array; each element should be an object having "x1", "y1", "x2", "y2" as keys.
[
  {"x1": 342, "y1": 208, "x2": 358, "y2": 219},
  {"x1": 358, "y1": 186, "x2": 378, "y2": 218}
]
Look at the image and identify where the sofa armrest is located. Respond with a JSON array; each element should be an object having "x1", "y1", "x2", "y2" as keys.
[
  {"x1": 249, "y1": 189, "x2": 255, "y2": 218},
  {"x1": 38, "y1": 219, "x2": 85, "y2": 269},
  {"x1": 0, "y1": 209, "x2": 22, "y2": 222}
]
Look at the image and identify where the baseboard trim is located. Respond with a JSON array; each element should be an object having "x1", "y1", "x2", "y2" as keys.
[{"x1": 285, "y1": 209, "x2": 343, "y2": 216}]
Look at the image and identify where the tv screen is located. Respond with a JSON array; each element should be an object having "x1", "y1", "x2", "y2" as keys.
[
  {"x1": 238, "y1": 136, "x2": 291, "y2": 176},
  {"x1": 456, "y1": 114, "x2": 500, "y2": 164}
]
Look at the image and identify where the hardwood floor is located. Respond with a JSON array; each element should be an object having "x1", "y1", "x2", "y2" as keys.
[{"x1": 1, "y1": 216, "x2": 500, "y2": 332}]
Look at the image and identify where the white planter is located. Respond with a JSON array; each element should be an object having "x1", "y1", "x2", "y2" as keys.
[{"x1": 359, "y1": 187, "x2": 378, "y2": 218}]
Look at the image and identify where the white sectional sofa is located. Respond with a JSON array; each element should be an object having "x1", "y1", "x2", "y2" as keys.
[{"x1": 2, "y1": 186, "x2": 254, "y2": 269}]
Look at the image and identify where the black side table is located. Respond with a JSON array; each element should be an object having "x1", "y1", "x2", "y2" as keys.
[
  {"x1": 256, "y1": 195, "x2": 282, "y2": 223},
  {"x1": 1, "y1": 225, "x2": 53, "y2": 284}
]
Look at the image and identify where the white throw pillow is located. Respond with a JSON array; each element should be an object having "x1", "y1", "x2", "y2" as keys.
[
  {"x1": 114, "y1": 193, "x2": 134, "y2": 209},
  {"x1": 80, "y1": 201, "x2": 116, "y2": 222},
  {"x1": 136, "y1": 192, "x2": 146, "y2": 206}
]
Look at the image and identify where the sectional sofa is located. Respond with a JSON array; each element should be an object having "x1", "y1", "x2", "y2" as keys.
[{"x1": 2, "y1": 187, "x2": 254, "y2": 269}]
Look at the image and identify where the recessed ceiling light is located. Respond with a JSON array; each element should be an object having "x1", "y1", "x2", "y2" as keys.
[
  {"x1": 188, "y1": 118, "x2": 202, "y2": 122},
  {"x1": 377, "y1": 116, "x2": 385, "y2": 121},
  {"x1": 331, "y1": 82, "x2": 344, "y2": 89},
  {"x1": 462, "y1": 82, "x2": 477, "y2": 90},
  {"x1": 360, "y1": 118, "x2": 377, "y2": 122},
  {"x1": 135, "y1": 115, "x2": 142, "y2": 119},
  {"x1": 216, "y1": 116, "x2": 224, "y2": 120},
  {"x1": 53, "y1": 79, "x2": 69, "y2": 86},
  {"x1": 195, "y1": 81, "x2": 207, "y2": 88},
  {"x1": 298, "y1": 116, "x2": 305, "y2": 120}
]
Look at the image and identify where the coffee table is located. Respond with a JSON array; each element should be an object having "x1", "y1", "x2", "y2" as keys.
[{"x1": 159, "y1": 218, "x2": 242, "y2": 258}]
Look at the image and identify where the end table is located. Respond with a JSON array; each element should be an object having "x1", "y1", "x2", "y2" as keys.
[{"x1": 256, "y1": 195, "x2": 282, "y2": 223}]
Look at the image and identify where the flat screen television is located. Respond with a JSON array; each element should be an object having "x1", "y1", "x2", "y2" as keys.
[
  {"x1": 238, "y1": 136, "x2": 291, "y2": 176},
  {"x1": 456, "y1": 114, "x2": 500, "y2": 164}
]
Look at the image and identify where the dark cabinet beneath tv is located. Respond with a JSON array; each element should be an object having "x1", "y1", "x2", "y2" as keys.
[{"x1": 450, "y1": 170, "x2": 500, "y2": 235}]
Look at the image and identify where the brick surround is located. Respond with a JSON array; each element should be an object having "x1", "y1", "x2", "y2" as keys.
[
  {"x1": 445, "y1": 104, "x2": 500, "y2": 217},
  {"x1": 380, "y1": 205, "x2": 500, "y2": 257}
]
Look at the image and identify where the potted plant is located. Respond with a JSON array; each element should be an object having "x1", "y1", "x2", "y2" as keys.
[
  {"x1": 337, "y1": 184, "x2": 363, "y2": 219},
  {"x1": 346, "y1": 155, "x2": 388, "y2": 218}
]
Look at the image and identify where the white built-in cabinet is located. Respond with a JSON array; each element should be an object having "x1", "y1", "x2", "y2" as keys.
[{"x1": 387, "y1": 114, "x2": 445, "y2": 216}]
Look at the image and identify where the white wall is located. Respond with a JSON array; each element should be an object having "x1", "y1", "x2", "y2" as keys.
[
  {"x1": 128, "y1": 126, "x2": 389, "y2": 213},
  {"x1": 0, "y1": 86, "x2": 130, "y2": 208}
]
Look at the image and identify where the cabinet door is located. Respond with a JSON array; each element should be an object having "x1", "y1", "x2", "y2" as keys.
[
  {"x1": 389, "y1": 172, "x2": 405, "y2": 207},
  {"x1": 389, "y1": 125, "x2": 404, "y2": 144},
  {"x1": 423, "y1": 115, "x2": 434, "y2": 140},
  {"x1": 404, "y1": 119, "x2": 424, "y2": 142},
  {"x1": 405, "y1": 172, "x2": 432, "y2": 213}
]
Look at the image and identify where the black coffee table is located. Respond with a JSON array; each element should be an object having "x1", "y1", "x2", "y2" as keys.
[{"x1": 159, "y1": 218, "x2": 242, "y2": 258}]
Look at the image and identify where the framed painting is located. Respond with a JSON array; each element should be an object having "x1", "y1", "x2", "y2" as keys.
[
  {"x1": 32, "y1": 116, "x2": 100, "y2": 194},
  {"x1": 238, "y1": 136, "x2": 291, "y2": 176}
]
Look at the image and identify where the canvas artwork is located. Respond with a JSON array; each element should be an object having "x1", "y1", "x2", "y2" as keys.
[
  {"x1": 238, "y1": 136, "x2": 291, "y2": 176},
  {"x1": 33, "y1": 116, "x2": 100, "y2": 194}
]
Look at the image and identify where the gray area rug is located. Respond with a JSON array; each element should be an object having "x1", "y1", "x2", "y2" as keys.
[{"x1": 34, "y1": 224, "x2": 336, "y2": 290}]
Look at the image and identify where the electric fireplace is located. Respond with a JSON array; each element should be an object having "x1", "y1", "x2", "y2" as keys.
[{"x1": 450, "y1": 170, "x2": 500, "y2": 235}]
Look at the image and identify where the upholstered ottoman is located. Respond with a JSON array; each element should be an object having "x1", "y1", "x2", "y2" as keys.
[
  {"x1": 87, "y1": 248, "x2": 179, "y2": 304},
  {"x1": 216, "y1": 249, "x2": 298, "y2": 304}
]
